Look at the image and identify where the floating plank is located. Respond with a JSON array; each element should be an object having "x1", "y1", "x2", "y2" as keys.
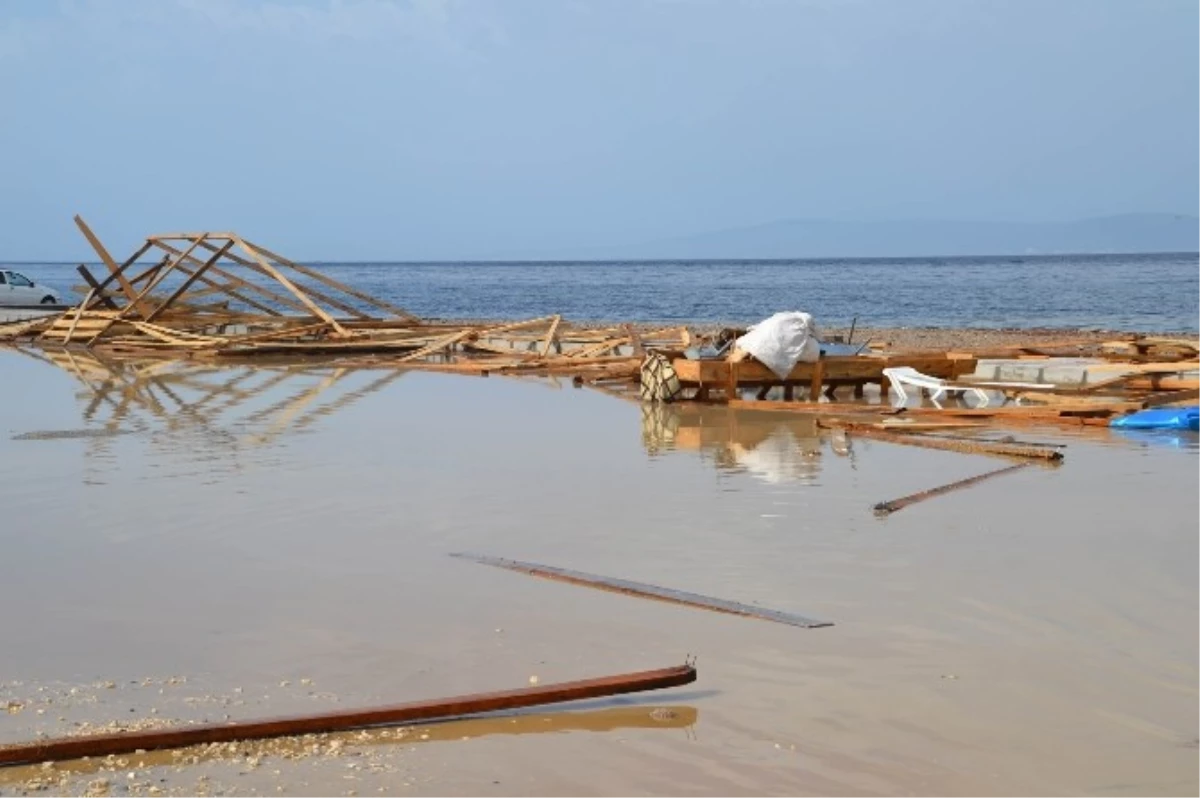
[
  {"x1": 0, "y1": 664, "x2": 695, "y2": 767},
  {"x1": 826, "y1": 424, "x2": 1065, "y2": 462},
  {"x1": 451, "y1": 552, "x2": 832, "y2": 629},
  {"x1": 873, "y1": 462, "x2": 1032, "y2": 516}
]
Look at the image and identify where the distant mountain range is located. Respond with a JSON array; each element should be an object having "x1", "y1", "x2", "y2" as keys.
[{"x1": 555, "y1": 213, "x2": 1199, "y2": 260}]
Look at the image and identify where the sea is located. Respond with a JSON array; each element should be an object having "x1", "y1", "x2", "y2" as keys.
[{"x1": 10, "y1": 251, "x2": 1199, "y2": 332}]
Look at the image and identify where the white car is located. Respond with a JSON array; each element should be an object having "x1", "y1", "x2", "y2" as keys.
[{"x1": 0, "y1": 269, "x2": 62, "y2": 306}]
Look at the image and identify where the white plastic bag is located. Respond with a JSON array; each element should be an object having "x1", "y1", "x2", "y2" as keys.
[{"x1": 734, "y1": 311, "x2": 821, "y2": 380}]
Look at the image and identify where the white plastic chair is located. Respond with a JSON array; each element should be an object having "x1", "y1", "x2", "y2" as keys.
[{"x1": 883, "y1": 367, "x2": 991, "y2": 408}]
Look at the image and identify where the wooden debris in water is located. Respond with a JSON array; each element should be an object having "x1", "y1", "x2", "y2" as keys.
[
  {"x1": 0, "y1": 664, "x2": 696, "y2": 767},
  {"x1": 823, "y1": 423, "x2": 1066, "y2": 461},
  {"x1": 872, "y1": 462, "x2": 1034, "y2": 517},
  {"x1": 451, "y1": 552, "x2": 832, "y2": 629}
]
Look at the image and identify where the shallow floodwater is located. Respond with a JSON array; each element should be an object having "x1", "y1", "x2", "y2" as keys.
[{"x1": 0, "y1": 349, "x2": 1196, "y2": 796}]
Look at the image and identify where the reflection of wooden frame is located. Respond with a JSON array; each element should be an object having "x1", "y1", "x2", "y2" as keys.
[{"x1": 15, "y1": 348, "x2": 405, "y2": 453}]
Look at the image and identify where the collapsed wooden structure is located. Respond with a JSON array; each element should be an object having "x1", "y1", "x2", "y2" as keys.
[
  {"x1": 2, "y1": 217, "x2": 1196, "y2": 432},
  {"x1": 0, "y1": 217, "x2": 688, "y2": 383}
]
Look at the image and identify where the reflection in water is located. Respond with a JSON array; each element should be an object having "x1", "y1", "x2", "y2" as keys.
[
  {"x1": 1111, "y1": 427, "x2": 1200, "y2": 450},
  {"x1": 641, "y1": 403, "x2": 851, "y2": 485},
  {"x1": 10, "y1": 347, "x2": 404, "y2": 485},
  {"x1": 0, "y1": 705, "x2": 697, "y2": 786}
]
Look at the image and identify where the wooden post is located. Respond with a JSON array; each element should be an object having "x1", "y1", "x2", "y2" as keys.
[{"x1": 808, "y1": 355, "x2": 826, "y2": 401}]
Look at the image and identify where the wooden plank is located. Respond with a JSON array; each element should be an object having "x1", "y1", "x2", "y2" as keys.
[
  {"x1": 0, "y1": 665, "x2": 696, "y2": 767},
  {"x1": 83, "y1": 236, "x2": 208, "y2": 345},
  {"x1": 540, "y1": 315, "x2": 562, "y2": 358},
  {"x1": 452, "y1": 552, "x2": 832, "y2": 629},
  {"x1": 73, "y1": 215, "x2": 144, "y2": 313},
  {"x1": 75, "y1": 265, "x2": 119, "y2": 310},
  {"x1": 143, "y1": 240, "x2": 235, "y2": 323},
  {"x1": 151, "y1": 239, "x2": 302, "y2": 316},
  {"x1": 873, "y1": 463, "x2": 1032, "y2": 516},
  {"x1": 188, "y1": 239, "x2": 373, "y2": 320},
  {"x1": 235, "y1": 239, "x2": 416, "y2": 320},
  {"x1": 826, "y1": 424, "x2": 1065, "y2": 461},
  {"x1": 234, "y1": 236, "x2": 347, "y2": 335},
  {"x1": 1140, "y1": 387, "x2": 1200, "y2": 408},
  {"x1": 673, "y1": 354, "x2": 962, "y2": 388},
  {"x1": 394, "y1": 330, "x2": 470, "y2": 362}
]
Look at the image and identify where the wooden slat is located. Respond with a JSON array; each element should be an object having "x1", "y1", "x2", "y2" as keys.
[
  {"x1": 143, "y1": 240, "x2": 235, "y2": 323},
  {"x1": 74, "y1": 215, "x2": 144, "y2": 313},
  {"x1": 238, "y1": 238, "x2": 416, "y2": 320},
  {"x1": 540, "y1": 315, "x2": 562, "y2": 358},
  {"x1": 150, "y1": 239, "x2": 300, "y2": 316},
  {"x1": 873, "y1": 463, "x2": 1032, "y2": 516},
  {"x1": 452, "y1": 553, "x2": 831, "y2": 628},
  {"x1": 234, "y1": 236, "x2": 347, "y2": 335}
]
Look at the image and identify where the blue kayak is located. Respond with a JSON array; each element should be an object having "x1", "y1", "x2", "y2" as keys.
[{"x1": 1110, "y1": 406, "x2": 1200, "y2": 431}]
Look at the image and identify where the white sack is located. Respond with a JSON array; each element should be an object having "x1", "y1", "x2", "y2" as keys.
[{"x1": 734, "y1": 311, "x2": 821, "y2": 380}]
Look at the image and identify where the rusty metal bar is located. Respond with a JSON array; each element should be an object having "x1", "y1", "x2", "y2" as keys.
[{"x1": 0, "y1": 664, "x2": 696, "y2": 767}]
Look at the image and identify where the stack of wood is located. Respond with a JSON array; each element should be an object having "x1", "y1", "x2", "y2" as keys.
[{"x1": 0, "y1": 217, "x2": 688, "y2": 383}]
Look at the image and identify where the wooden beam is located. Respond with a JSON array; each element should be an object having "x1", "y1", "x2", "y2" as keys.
[
  {"x1": 452, "y1": 553, "x2": 832, "y2": 628},
  {"x1": 83, "y1": 236, "x2": 209, "y2": 346},
  {"x1": 825, "y1": 424, "x2": 1065, "y2": 461},
  {"x1": 149, "y1": 240, "x2": 295, "y2": 316},
  {"x1": 540, "y1": 315, "x2": 562, "y2": 358},
  {"x1": 143, "y1": 240, "x2": 236, "y2": 323},
  {"x1": 234, "y1": 236, "x2": 347, "y2": 335},
  {"x1": 74, "y1": 215, "x2": 143, "y2": 312},
  {"x1": 239, "y1": 238, "x2": 416, "y2": 320},
  {"x1": 189, "y1": 239, "x2": 373, "y2": 320},
  {"x1": 75, "y1": 240, "x2": 155, "y2": 313},
  {"x1": 76, "y1": 266, "x2": 119, "y2": 310},
  {"x1": 873, "y1": 463, "x2": 1032, "y2": 516}
]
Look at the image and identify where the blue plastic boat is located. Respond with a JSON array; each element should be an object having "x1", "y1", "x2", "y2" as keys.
[{"x1": 1110, "y1": 406, "x2": 1199, "y2": 431}]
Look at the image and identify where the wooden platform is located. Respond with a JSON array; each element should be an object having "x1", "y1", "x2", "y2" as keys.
[{"x1": 671, "y1": 353, "x2": 977, "y2": 402}]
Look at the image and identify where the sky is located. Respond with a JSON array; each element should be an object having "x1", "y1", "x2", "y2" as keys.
[{"x1": 0, "y1": 0, "x2": 1196, "y2": 260}]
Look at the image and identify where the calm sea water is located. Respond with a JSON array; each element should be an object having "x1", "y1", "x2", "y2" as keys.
[{"x1": 13, "y1": 252, "x2": 1199, "y2": 331}]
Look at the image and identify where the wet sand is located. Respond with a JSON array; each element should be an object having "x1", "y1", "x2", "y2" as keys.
[{"x1": 0, "y1": 349, "x2": 1196, "y2": 796}]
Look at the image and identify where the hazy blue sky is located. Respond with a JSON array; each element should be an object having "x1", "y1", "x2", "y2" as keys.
[{"x1": 1, "y1": 0, "x2": 1196, "y2": 259}]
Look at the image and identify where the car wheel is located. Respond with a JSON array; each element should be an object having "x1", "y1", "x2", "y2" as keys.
[{"x1": 40, "y1": 296, "x2": 58, "y2": 305}]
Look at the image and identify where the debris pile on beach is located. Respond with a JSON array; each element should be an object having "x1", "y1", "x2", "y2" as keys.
[{"x1": 2, "y1": 216, "x2": 1196, "y2": 430}]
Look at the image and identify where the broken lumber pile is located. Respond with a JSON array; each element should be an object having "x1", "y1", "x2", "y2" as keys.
[{"x1": 0, "y1": 217, "x2": 686, "y2": 383}]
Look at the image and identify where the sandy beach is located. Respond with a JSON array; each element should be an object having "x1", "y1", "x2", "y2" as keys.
[{"x1": 0, "y1": 348, "x2": 1195, "y2": 797}]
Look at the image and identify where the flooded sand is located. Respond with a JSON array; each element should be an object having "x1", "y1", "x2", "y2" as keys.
[{"x1": 0, "y1": 348, "x2": 1196, "y2": 797}]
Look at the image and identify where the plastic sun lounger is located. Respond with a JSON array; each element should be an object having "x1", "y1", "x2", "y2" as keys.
[
  {"x1": 882, "y1": 367, "x2": 1056, "y2": 409},
  {"x1": 883, "y1": 367, "x2": 990, "y2": 408}
]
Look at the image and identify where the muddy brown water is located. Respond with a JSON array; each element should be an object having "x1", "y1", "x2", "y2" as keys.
[{"x1": 0, "y1": 349, "x2": 1196, "y2": 796}]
